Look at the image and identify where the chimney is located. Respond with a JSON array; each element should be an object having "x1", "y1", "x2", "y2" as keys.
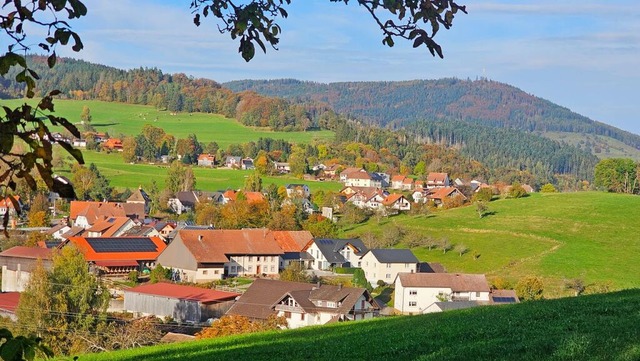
[
  {"x1": 198, "y1": 234, "x2": 203, "y2": 241},
  {"x1": 338, "y1": 284, "x2": 342, "y2": 290}
]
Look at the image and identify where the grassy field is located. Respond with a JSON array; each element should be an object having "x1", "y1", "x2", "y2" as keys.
[
  {"x1": 342, "y1": 192, "x2": 640, "y2": 296},
  {"x1": 75, "y1": 289, "x2": 640, "y2": 361},
  {"x1": 0, "y1": 99, "x2": 334, "y2": 148},
  {"x1": 60, "y1": 150, "x2": 342, "y2": 192},
  {"x1": 543, "y1": 131, "x2": 640, "y2": 161}
]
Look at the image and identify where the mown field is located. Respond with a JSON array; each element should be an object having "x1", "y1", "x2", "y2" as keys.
[
  {"x1": 59, "y1": 150, "x2": 342, "y2": 192},
  {"x1": 75, "y1": 289, "x2": 640, "y2": 361},
  {"x1": 0, "y1": 99, "x2": 334, "y2": 147},
  {"x1": 343, "y1": 192, "x2": 640, "y2": 297}
]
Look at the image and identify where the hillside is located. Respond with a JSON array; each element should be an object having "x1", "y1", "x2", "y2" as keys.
[
  {"x1": 224, "y1": 78, "x2": 640, "y2": 162},
  {"x1": 343, "y1": 192, "x2": 640, "y2": 296},
  {"x1": 76, "y1": 289, "x2": 640, "y2": 361},
  {"x1": 223, "y1": 78, "x2": 640, "y2": 148}
]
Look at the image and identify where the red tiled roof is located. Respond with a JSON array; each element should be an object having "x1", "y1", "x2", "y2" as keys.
[
  {"x1": 177, "y1": 229, "x2": 285, "y2": 263},
  {"x1": 69, "y1": 236, "x2": 166, "y2": 262},
  {"x1": 382, "y1": 193, "x2": 405, "y2": 206},
  {"x1": 391, "y1": 175, "x2": 406, "y2": 182},
  {"x1": 198, "y1": 154, "x2": 215, "y2": 161},
  {"x1": 402, "y1": 178, "x2": 414, "y2": 184},
  {"x1": 0, "y1": 246, "x2": 52, "y2": 260},
  {"x1": 244, "y1": 192, "x2": 265, "y2": 204},
  {"x1": 103, "y1": 138, "x2": 123, "y2": 149},
  {"x1": 0, "y1": 196, "x2": 20, "y2": 209},
  {"x1": 428, "y1": 187, "x2": 465, "y2": 200},
  {"x1": 126, "y1": 282, "x2": 239, "y2": 303},
  {"x1": 427, "y1": 172, "x2": 448, "y2": 183},
  {"x1": 0, "y1": 292, "x2": 20, "y2": 313},
  {"x1": 272, "y1": 231, "x2": 313, "y2": 252}
]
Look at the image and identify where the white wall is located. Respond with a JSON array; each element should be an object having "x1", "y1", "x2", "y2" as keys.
[
  {"x1": 1, "y1": 266, "x2": 30, "y2": 292},
  {"x1": 226, "y1": 255, "x2": 280, "y2": 276},
  {"x1": 361, "y1": 253, "x2": 416, "y2": 286}
]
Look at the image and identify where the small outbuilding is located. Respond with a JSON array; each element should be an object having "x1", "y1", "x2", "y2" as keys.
[{"x1": 124, "y1": 282, "x2": 239, "y2": 323}]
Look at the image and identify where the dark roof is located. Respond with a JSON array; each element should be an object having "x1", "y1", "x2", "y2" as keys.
[
  {"x1": 310, "y1": 238, "x2": 368, "y2": 264},
  {"x1": 418, "y1": 262, "x2": 447, "y2": 273},
  {"x1": 175, "y1": 192, "x2": 199, "y2": 207},
  {"x1": 367, "y1": 249, "x2": 418, "y2": 263},
  {"x1": 227, "y1": 279, "x2": 377, "y2": 320}
]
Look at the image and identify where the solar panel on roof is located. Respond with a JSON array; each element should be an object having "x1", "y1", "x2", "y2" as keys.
[
  {"x1": 86, "y1": 238, "x2": 158, "y2": 253},
  {"x1": 319, "y1": 239, "x2": 333, "y2": 245},
  {"x1": 492, "y1": 297, "x2": 516, "y2": 303}
]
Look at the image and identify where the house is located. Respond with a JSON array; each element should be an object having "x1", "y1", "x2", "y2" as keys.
[
  {"x1": 102, "y1": 138, "x2": 123, "y2": 151},
  {"x1": 72, "y1": 138, "x2": 87, "y2": 147},
  {"x1": 167, "y1": 191, "x2": 200, "y2": 215},
  {"x1": 426, "y1": 172, "x2": 450, "y2": 189},
  {"x1": 156, "y1": 229, "x2": 284, "y2": 283},
  {"x1": 70, "y1": 201, "x2": 145, "y2": 228},
  {"x1": 68, "y1": 236, "x2": 167, "y2": 275},
  {"x1": 272, "y1": 230, "x2": 314, "y2": 269},
  {"x1": 273, "y1": 162, "x2": 291, "y2": 174},
  {"x1": 341, "y1": 169, "x2": 383, "y2": 188},
  {"x1": 427, "y1": 187, "x2": 467, "y2": 207},
  {"x1": 322, "y1": 164, "x2": 341, "y2": 178},
  {"x1": 121, "y1": 225, "x2": 163, "y2": 239},
  {"x1": 390, "y1": 175, "x2": 407, "y2": 190},
  {"x1": 343, "y1": 187, "x2": 387, "y2": 210},
  {"x1": 197, "y1": 154, "x2": 216, "y2": 167},
  {"x1": 224, "y1": 156, "x2": 242, "y2": 168},
  {"x1": 359, "y1": 249, "x2": 418, "y2": 286},
  {"x1": 227, "y1": 279, "x2": 379, "y2": 329},
  {"x1": 45, "y1": 221, "x2": 71, "y2": 241},
  {"x1": 124, "y1": 282, "x2": 239, "y2": 323},
  {"x1": 150, "y1": 221, "x2": 176, "y2": 239},
  {"x1": 285, "y1": 184, "x2": 310, "y2": 199},
  {"x1": 126, "y1": 188, "x2": 151, "y2": 215},
  {"x1": 382, "y1": 194, "x2": 412, "y2": 212},
  {"x1": 221, "y1": 190, "x2": 265, "y2": 204},
  {"x1": 86, "y1": 217, "x2": 135, "y2": 237},
  {"x1": 241, "y1": 158, "x2": 255, "y2": 170},
  {"x1": 302, "y1": 238, "x2": 368, "y2": 270},
  {"x1": 393, "y1": 273, "x2": 491, "y2": 314},
  {"x1": 0, "y1": 246, "x2": 53, "y2": 292},
  {"x1": 0, "y1": 196, "x2": 22, "y2": 219}
]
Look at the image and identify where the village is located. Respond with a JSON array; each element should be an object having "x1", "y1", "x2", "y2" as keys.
[{"x1": 0, "y1": 161, "x2": 529, "y2": 340}]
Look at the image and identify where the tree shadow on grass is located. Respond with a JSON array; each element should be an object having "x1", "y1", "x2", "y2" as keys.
[{"x1": 92, "y1": 122, "x2": 119, "y2": 127}]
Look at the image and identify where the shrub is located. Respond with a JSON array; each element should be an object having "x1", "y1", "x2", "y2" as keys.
[
  {"x1": 128, "y1": 270, "x2": 139, "y2": 283},
  {"x1": 540, "y1": 183, "x2": 557, "y2": 193},
  {"x1": 516, "y1": 276, "x2": 544, "y2": 301}
]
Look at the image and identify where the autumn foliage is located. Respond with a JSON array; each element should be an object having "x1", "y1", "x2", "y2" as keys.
[{"x1": 196, "y1": 314, "x2": 286, "y2": 339}]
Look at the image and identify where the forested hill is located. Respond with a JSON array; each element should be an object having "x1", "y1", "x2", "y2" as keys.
[{"x1": 223, "y1": 78, "x2": 640, "y2": 150}]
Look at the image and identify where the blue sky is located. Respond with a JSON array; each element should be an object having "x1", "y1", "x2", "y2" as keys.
[{"x1": 55, "y1": 0, "x2": 640, "y2": 135}]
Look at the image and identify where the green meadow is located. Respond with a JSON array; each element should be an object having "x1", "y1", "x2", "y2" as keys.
[
  {"x1": 75, "y1": 289, "x2": 640, "y2": 361},
  {"x1": 0, "y1": 99, "x2": 334, "y2": 148},
  {"x1": 62, "y1": 150, "x2": 342, "y2": 193},
  {"x1": 343, "y1": 192, "x2": 640, "y2": 296}
]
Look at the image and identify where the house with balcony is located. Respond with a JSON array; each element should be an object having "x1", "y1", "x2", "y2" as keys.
[{"x1": 227, "y1": 279, "x2": 379, "y2": 329}]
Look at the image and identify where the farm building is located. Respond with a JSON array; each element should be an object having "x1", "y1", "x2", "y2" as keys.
[
  {"x1": 0, "y1": 247, "x2": 53, "y2": 292},
  {"x1": 124, "y1": 282, "x2": 239, "y2": 323}
]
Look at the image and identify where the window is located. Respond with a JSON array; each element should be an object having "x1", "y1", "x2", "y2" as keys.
[
  {"x1": 476, "y1": 292, "x2": 481, "y2": 298},
  {"x1": 202, "y1": 270, "x2": 208, "y2": 275},
  {"x1": 248, "y1": 256, "x2": 253, "y2": 262},
  {"x1": 409, "y1": 301, "x2": 417, "y2": 307},
  {"x1": 284, "y1": 311, "x2": 291, "y2": 318},
  {"x1": 270, "y1": 265, "x2": 275, "y2": 272},
  {"x1": 386, "y1": 263, "x2": 391, "y2": 268},
  {"x1": 327, "y1": 302, "x2": 336, "y2": 308},
  {"x1": 214, "y1": 270, "x2": 219, "y2": 274},
  {"x1": 409, "y1": 290, "x2": 417, "y2": 295},
  {"x1": 300, "y1": 313, "x2": 305, "y2": 321},
  {"x1": 257, "y1": 256, "x2": 261, "y2": 261},
  {"x1": 231, "y1": 266, "x2": 237, "y2": 273},
  {"x1": 385, "y1": 274, "x2": 391, "y2": 279},
  {"x1": 248, "y1": 266, "x2": 253, "y2": 272},
  {"x1": 405, "y1": 263, "x2": 410, "y2": 268}
]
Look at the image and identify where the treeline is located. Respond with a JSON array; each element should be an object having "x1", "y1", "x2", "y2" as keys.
[
  {"x1": 224, "y1": 78, "x2": 640, "y2": 149},
  {"x1": 2, "y1": 56, "x2": 331, "y2": 131},
  {"x1": 410, "y1": 120, "x2": 599, "y2": 183}
]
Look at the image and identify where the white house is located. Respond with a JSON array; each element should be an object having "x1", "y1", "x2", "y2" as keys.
[
  {"x1": 303, "y1": 238, "x2": 368, "y2": 270},
  {"x1": 359, "y1": 249, "x2": 418, "y2": 286},
  {"x1": 393, "y1": 273, "x2": 491, "y2": 315},
  {"x1": 227, "y1": 279, "x2": 379, "y2": 329},
  {"x1": 426, "y1": 172, "x2": 450, "y2": 189}
]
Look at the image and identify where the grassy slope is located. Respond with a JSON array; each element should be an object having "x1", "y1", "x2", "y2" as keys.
[
  {"x1": 76, "y1": 289, "x2": 640, "y2": 361},
  {"x1": 342, "y1": 192, "x2": 640, "y2": 296},
  {"x1": 0, "y1": 99, "x2": 334, "y2": 148},
  {"x1": 61, "y1": 150, "x2": 342, "y2": 192},
  {"x1": 543, "y1": 131, "x2": 640, "y2": 161}
]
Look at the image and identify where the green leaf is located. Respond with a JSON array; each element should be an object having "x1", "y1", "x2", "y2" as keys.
[
  {"x1": 0, "y1": 337, "x2": 23, "y2": 361},
  {"x1": 58, "y1": 140, "x2": 84, "y2": 164},
  {"x1": 48, "y1": 52, "x2": 57, "y2": 68}
]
